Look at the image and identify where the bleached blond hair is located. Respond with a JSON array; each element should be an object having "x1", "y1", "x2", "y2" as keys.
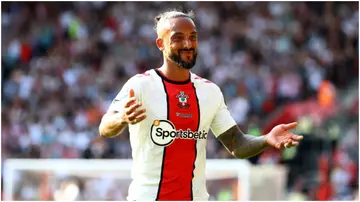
[{"x1": 154, "y1": 9, "x2": 196, "y2": 35}]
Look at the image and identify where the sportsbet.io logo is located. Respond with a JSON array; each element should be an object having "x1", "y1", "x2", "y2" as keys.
[{"x1": 150, "y1": 120, "x2": 208, "y2": 147}]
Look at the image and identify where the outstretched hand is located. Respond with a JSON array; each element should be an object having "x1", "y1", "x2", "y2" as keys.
[{"x1": 264, "y1": 122, "x2": 303, "y2": 149}]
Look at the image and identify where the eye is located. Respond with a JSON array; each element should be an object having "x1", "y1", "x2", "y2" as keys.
[
  {"x1": 173, "y1": 35, "x2": 183, "y2": 41},
  {"x1": 190, "y1": 35, "x2": 197, "y2": 40}
]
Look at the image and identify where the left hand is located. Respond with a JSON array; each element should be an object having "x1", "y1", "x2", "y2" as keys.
[{"x1": 264, "y1": 122, "x2": 303, "y2": 149}]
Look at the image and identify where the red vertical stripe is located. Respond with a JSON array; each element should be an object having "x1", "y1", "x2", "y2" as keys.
[{"x1": 156, "y1": 79, "x2": 199, "y2": 201}]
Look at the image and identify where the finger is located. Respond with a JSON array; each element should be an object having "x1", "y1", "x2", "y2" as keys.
[
  {"x1": 285, "y1": 141, "x2": 299, "y2": 148},
  {"x1": 284, "y1": 140, "x2": 292, "y2": 148},
  {"x1": 290, "y1": 141, "x2": 299, "y2": 146},
  {"x1": 282, "y1": 122, "x2": 298, "y2": 130},
  {"x1": 287, "y1": 132, "x2": 303, "y2": 141},
  {"x1": 281, "y1": 140, "x2": 288, "y2": 149},
  {"x1": 125, "y1": 102, "x2": 142, "y2": 115},
  {"x1": 128, "y1": 108, "x2": 147, "y2": 121},
  {"x1": 275, "y1": 141, "x2": 280, "y2": 149},
  {"x1": 276, "y1": 141, "x2": 285, "y2": 149},
  {"x1": 129, "y1": 89, "x2": 135, "y2": 98},
  {"x1": 124, "y1": 97, "x2": 137, "y2": 108},
  {"x1": 292, "y1": 134, "x2": 304, "y2": 141},
  {"x1": 131, "y1": 114, "x2": 147, "y2": 124},
  {"x1": 130, "y1": 114, "x2": 147, "y2": 125},
  {"x1": 128, "y1": 108, "x2": 146, "y2": 120}
]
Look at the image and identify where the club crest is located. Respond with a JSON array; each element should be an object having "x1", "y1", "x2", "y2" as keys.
[{"x1": 176, "y1": 91, "x2": 190, "y2": 109}]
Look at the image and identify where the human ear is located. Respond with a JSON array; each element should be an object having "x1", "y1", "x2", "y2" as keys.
[{"x1": 156, "y1": 38, "x2": 164, "y2": 51}]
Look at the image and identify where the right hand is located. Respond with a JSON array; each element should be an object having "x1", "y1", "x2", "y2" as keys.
[{"x1": 121, "y1": 89, "x2": 147, "y2": 125}]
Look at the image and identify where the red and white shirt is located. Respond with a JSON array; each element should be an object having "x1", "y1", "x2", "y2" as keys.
[{"x1": 109, "y1": 69, "x2": 236, "y2": 201}]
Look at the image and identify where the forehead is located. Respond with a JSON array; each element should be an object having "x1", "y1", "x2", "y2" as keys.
[{"x1": 167, "y1": 17, "x2": 197, "y2": 33}]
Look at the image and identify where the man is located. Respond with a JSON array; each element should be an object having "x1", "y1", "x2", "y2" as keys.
[{"x1": 99, "y1": 9, "x2": 303, "y2": 201}]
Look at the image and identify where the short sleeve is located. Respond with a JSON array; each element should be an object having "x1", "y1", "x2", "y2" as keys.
[
  {"x1": 210, "y1": 86, "x2": 237, "y2": 137},
  {"x1": 108, "y1": 76, "x2": 142, "y2": 114}
]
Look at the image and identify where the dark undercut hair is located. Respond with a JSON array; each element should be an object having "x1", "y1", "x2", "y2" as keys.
[{"x1": 153, "y1": 8, "x2": 196, "y2": 34}]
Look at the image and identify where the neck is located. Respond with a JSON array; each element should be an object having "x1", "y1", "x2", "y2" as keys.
[{"x1": 158, "y1": 58, "x2": 190, "y2": 82}]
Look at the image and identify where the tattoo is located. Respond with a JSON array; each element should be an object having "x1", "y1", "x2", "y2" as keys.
[{"x1": 217, "y1": 125, "x2": 269, "y2": 159}]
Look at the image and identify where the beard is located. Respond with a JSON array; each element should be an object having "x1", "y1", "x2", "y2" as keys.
[{"x1": 167, "y1": 48, "x2": 197, "y2": 70}]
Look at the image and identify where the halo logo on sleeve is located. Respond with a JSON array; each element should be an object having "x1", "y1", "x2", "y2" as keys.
[{"x1": 150, "y1": 120, "x2": 207, "y2": 147}]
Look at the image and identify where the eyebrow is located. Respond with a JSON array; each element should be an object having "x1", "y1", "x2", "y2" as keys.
[{"x1": 171, "y1": 31, "x2": 197, "y2": 36}]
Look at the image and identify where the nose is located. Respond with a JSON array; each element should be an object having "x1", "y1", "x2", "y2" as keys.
[{"x1": 183, "y1": 39, "x2": 192, "y2": 48}]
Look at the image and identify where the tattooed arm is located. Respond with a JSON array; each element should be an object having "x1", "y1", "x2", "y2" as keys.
[
  {"x1": 217, "y1": 123, "x2": 303, "y2": 159},
  {"x1": 210, "y1": 84, "x2": 302, "y2": 159},
  {"x1": 217, "y1": 125, "x2": 269, "y2": 159}
]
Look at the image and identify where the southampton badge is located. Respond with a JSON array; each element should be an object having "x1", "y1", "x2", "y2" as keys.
[{"x1": 176, "y1": 91, "x2": 190, "y2": 109}]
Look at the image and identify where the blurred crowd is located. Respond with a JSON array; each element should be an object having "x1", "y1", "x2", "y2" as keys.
[{"x1": 1, "y1": 1, "x2": 358, "y2": 201}]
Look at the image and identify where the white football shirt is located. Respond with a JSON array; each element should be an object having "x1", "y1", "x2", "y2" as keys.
[{"x1": 108, "y1": 69, "x2": 236, "y2": 201}]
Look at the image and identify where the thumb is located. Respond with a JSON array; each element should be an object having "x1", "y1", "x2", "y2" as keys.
[
  {"x1": 129, "y1": 89, "x2": 135, "y2": 98},
  {"x1": 282, "y1": 122, "x2": 298, "y2": 130}
]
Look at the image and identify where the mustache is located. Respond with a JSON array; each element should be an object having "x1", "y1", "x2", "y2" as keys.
[{"x1": 178, "y1": 48, "x2": 196, "y2": 53}]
